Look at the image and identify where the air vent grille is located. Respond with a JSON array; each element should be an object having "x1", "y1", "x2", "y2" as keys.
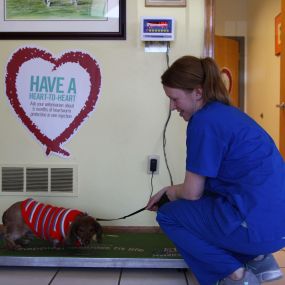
[
  {"x1": 2, "y1": 167, "x2": 24, "y2": 192},
  {"x1": 26, "y1": 168, "x2": 48, "y2": 192},
  {"x1": 51, "y1": 168, "x2": 73, "y2": 192},
  {"x1": 0, "y1": 165, "x2": 77, "y2": 196}
]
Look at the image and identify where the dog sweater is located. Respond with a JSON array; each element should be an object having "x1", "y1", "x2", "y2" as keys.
[{"x1": 21, "y1": 198, "x2": 83, "y2": 244}]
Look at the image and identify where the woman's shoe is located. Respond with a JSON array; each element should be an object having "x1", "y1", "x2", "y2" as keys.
[
  {"x1": 246, "y1": 254, "x2": 283, "y2": 283},
  {"x1": 218, "y1": 269, "x2": 260, "y2": 285}
]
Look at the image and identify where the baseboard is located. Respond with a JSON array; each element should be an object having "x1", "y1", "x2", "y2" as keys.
[{"x1": 103, "y1": 226, "x2": 162, "y2": 233}]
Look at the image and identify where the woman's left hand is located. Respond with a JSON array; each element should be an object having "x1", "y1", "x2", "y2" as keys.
[{"x1": 146, "y1": 187, "x2": 168, "y2": 211}]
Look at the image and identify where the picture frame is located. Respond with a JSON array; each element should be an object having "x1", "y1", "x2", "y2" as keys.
[
  {"x1": 0, "y1": 0, "x2": 126, "y2": 40},
  {"x1": 275, "y1": 13, "x2": 282, "y2": 55},
  {"x1": 145, "y1": 0, "x2": 186, "y2": 7}
]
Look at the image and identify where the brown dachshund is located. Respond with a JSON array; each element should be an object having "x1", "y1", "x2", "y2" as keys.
[{"x1": 2, "y1": 199, "x2": 103, "y2": 250}]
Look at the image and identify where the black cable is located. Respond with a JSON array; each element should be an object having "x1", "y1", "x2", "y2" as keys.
[
  {"x1": 149, "y1": 171, "x2": 154, "y2": 200},
  {"x1": 48, "y1": 268, "x2": 60, "y2": 285},
  {"x1": 163, "y1": 108, "x2": 173, "y2": 186},
  {"x1": 166, "y1": 41, "x2": 170, "y2": 68},
  {"x1": 162, "y1": 41, "x2": 174, "y2": 186},
  {"x1": 182, "y1": 269, "x2": 190, "y2": 285},
  {"x1": 99, "y1": 42, "x2": 173, "y2": 222},
  {"x1": 117, "y1": 268, "x2": 123, "y2": 285},
  {"x1": 149, "y1": 41, "x2": 173, "y2": 201}
]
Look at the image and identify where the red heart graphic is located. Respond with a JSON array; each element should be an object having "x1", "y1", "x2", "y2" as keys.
[{"x1": 6, "y1": 47, "x2": 101, "y2": 157}]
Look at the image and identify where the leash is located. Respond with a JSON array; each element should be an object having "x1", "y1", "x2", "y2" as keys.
[
  {"x1": 96, "y1": 206, "x2": 147, "y2": 221},
  {"x1": 96, "y1": 194, "x2": 170, "y2": 221}
]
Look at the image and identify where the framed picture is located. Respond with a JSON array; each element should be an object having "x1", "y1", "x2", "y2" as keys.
[
  {"x1": 275, "y1": 13, "x2": 282, "y2": 55},
  {"x1": 145, "y1": 0, "x2": 186, "y2": 7},
  {"x1": 0, "y1": 0, "x2": 126, "y2": 40}
]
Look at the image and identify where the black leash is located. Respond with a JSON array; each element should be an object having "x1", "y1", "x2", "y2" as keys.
[
  {"x1": 96, "y1": 194, "x2": 170, "y2": 222},
  {"x1": 96, "y1": 206, "x2": 146, "y2": 221}
]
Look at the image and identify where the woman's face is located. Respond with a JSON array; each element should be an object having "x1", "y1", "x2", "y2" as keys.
[{"x1": 163, "y1": 85, "x2": 204, "y2": 121}]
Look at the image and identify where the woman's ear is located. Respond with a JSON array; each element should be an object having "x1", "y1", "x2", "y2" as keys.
[{"x1": 194, "y1": 87, "x2": 203, "y2": 100}]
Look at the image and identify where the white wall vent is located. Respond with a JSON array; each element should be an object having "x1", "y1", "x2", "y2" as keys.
[
  {"x1": 0, "y1": 165, "x2": 77, "y2": 196},
  {"x1": 2, "y1": 167, "x2": 24, "y2": 193}
]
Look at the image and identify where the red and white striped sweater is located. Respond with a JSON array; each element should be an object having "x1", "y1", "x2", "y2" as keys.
[{"x1": 21, "y1": 198, "x2": 83, "y2": 244}]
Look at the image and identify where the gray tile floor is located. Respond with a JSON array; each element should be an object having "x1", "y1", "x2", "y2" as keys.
[
  {"x1": 0, "y1": 267, "x2": 198, "y2": 285},
  {"x1": 0, "y1": 251, "x2": 284, "y2": 285}
]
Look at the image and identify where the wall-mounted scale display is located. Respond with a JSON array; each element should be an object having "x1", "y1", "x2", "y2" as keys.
[{"x1": 141, "y1": 17, "x2": 175, "y2": 52}]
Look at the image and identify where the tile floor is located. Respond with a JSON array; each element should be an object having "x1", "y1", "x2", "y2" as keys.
[{"x1": 0, "y1": 251, "x2": 284, "y2": 285}]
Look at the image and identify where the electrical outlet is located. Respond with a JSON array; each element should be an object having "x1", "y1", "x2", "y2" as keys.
[{"x1": 147, "y1": 155, "x2": 160, "y2": 174}]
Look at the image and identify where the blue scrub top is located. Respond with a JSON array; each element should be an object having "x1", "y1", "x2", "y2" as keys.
[{"x1": 186, "y1": 102, "x2": 285, "y2": 242}]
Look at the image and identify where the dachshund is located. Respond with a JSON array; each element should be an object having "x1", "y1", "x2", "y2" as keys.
[{"x1": 2, "y1": 198, "x2": 102, "y2": 250}]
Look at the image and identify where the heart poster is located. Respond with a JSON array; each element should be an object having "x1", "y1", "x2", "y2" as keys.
[{"x1": 5, "y1": 47, "x2": 101, "y2": 157}]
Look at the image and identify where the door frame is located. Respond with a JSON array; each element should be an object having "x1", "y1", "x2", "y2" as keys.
[
  {"x1": 228, "y1": 36, "x2": 245, "y2": 111},
  {"x1": 280, "y1": 0, "x2": 285, "y2": 156},
  {"x1": 204, "y1": 0, "x2": 215, "y2": 57},
  {"x1": 206, "y1": 0, "x2": 284, "y2": 156},
  {"x1": 204, "y1": 0, "x2": 245, "y2": 111}
]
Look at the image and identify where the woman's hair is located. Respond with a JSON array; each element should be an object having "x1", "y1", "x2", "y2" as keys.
[{"x1": 161, "y1": 55, "x2": 230, "y2": 105}]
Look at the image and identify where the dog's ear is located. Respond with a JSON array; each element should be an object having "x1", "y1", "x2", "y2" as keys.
[
  {"x1": 65, "y1": 219, "x2": 80, "y2": 246},
  {"x1": 93, "y1": 220, "x2": 103, "y2": 243},
  {"x1": 2, "y1": 210, "x2": 7, "y2": 225},
  {"x1": 0, "y1": 224, "x2": 6, "y2": 238}
]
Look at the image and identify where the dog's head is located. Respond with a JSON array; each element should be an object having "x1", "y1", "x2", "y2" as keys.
[{"x1": 67, "y1": 214, "x2": 103, "y2": 247}]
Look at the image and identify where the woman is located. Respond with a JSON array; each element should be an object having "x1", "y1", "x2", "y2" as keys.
[{"x1": 147, "y1": 56, "x2": 285, "y2": 285}]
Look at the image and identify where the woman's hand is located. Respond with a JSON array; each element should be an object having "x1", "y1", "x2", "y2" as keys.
[
  {"x1": 146, "y1": 186, "x2": 179, "y2": 211},
  {"x1": 146, "y1": 171, "x2": 205, "y2": 211},
  {"x1": 146, "y1": 187, "x2": 168, "y2": 211}
]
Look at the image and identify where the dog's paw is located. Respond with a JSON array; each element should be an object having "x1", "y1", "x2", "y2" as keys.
[
  {"x1": 5, "y1": 242, "x2": 23, "y2": 250},
  {"x1": 52, "y1": 239, "x2": 63, "y2": 248}
]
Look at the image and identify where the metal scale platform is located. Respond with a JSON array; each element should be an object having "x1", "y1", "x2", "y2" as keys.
[{"x1": 0, "y1": 229, "x2": 187, "y2": 269}]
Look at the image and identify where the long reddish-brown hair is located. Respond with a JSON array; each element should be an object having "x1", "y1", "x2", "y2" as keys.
[{"x1": 161, "y1": 55, "x2": 230, "y2": 105}]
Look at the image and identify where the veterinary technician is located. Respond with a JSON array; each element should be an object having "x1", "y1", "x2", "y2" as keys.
[{"x1": 147, "y1": 55, "x2": 285, "y2": 285}]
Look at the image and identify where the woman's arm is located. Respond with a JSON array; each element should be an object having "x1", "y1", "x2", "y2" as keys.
[
  {"x1": 168, "y1": 171, "x2": 205, "y2": 200},
  {"x1": 146, "y1": 171, "x2": 205, "y2": 211}
]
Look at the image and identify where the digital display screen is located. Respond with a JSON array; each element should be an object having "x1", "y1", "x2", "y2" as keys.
[{"x1": 143, "y1": 19, "x2": 173, "y2": 34}]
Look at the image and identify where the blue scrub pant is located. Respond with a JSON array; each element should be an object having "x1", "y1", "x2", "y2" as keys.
[{"x1": 157, "y1": 196, "x2": 285, "y2": 285}]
